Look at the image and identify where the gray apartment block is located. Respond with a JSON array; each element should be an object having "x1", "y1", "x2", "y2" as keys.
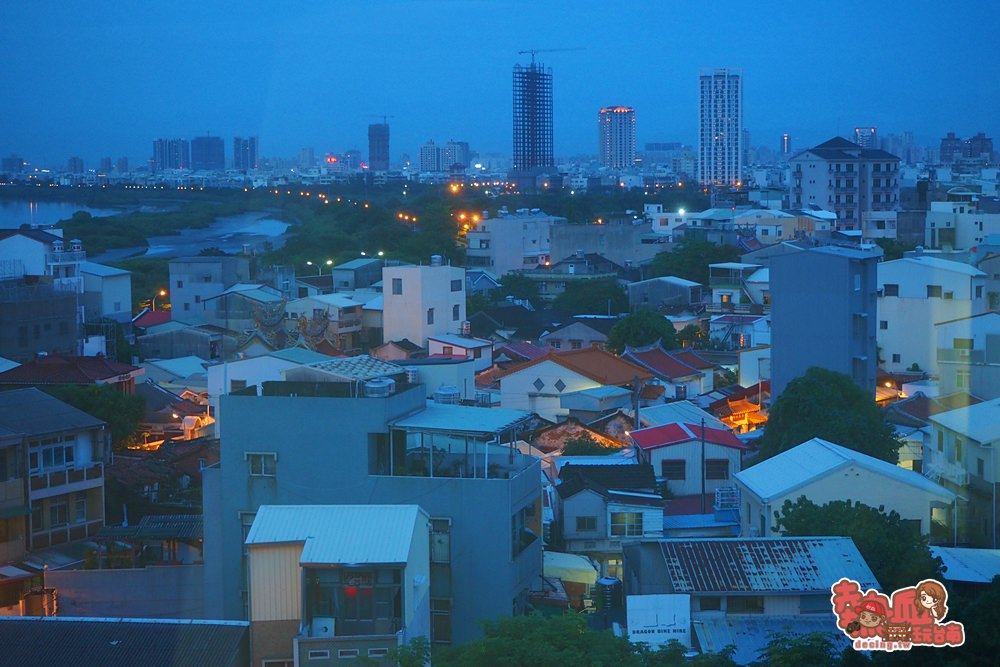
[
  {"x1": 202, "y1": 382, "x2": 542, "y2": 646},
  {"x1": 168, "y1": 257, "x2": 251, "y2": 324},
  {"x1": 770, "y1": 245, "x2": 881, "y2": 398}
]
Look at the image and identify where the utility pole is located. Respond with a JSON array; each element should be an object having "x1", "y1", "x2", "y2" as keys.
[{"x1": 701, "y1": 419, "x2": 707, "y2": 514}]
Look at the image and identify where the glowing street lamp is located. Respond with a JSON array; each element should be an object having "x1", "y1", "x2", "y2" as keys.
[
  {"x1": 151, "y1": 289, "x2": 167, "y2": 312},
  {"x1": 306, "y1": 259, "x2": 334, "y2": 275}
]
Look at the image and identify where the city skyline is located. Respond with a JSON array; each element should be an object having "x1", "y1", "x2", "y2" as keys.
[{"x1": 2, "y1": 2, "x2": 999, "y2": 167}]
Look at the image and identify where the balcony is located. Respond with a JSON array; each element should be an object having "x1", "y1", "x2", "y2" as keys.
[
  {"x1": 29, "y1": 463, "x2": 103, "y2": 495},
  {"x1": 923, "y1": 459, "x2": 969, "y2": 487},
  {"x1": 45, "y1": 250, "x2": 86, "y2": 265},
  {"x1": 704, "y1": 301, "x2": 769, "y2": 315}
]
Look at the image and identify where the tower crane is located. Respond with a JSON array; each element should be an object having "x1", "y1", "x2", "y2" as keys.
[{"x1": 516, "y1": 47, "x2": 585, "y2": 64}]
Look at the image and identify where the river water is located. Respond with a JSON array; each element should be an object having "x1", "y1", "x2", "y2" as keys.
[
  {"x1": 0, "y1": 199, "x2": 120, "y2": 229},
  {"x1": 0, "y1": 200, "x2": 291, "y2": 261}
]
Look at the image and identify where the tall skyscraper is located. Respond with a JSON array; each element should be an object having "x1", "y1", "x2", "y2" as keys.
[
  {"x1": 368, "y1": 123, "x2": 390, "y2": 171},
  {"x1": 698, "y1": 68, "x2": 743, "y2": 186},
  {"x1": 191, "y1": 136, "x2": 225, "y2": 171},
  {"x1": 854, "y1": 126, "x2": 877, "y2": 149},
  {"x1": 780, "y1": 133, "x2": 792, "y2": 155},
  {"x1": 419, "y1": 140, "x2": 441, "y2": 172},
  {"x1": 116, "y1": 157, "x2": 129, "y2": 174},
  {"x1": 99, "y1": 157, "x2": 113, "y2": 173},
  {"x1": 233, "y1": 136, "x2": 259, "y2": 171},
  {"x1": 512, "y1": 61, "x2": 553, "y2": 172},
  {"x1": 66, "y1": 157, "x2": 84, "y2": 174},
  {"x1": 152, "y1": 138, "x2": 190, "y2": 171},
  {"x1": 598, "y1": 106, "x2": 636, "y2": 169}
]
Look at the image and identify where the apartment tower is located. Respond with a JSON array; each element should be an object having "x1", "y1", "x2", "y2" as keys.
[{"x1": 698, "y1": 68, "x2": 743, "y2": 186}]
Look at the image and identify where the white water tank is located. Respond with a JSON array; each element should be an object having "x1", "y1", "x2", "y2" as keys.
[
  {"x1": 433, "y1": 385, "x2": 461, "y2": 404},
  {"x1": 430, "y1": 254, "x2": 443, "y2": 266},
  {"x1": 364, "y1": 377, "x2": 396, "y2": 397}
]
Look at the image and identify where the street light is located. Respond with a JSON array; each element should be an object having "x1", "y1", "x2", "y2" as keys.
[
  {"x1": 151, "y1": 289, "x2": 167, "y2": 312},
  {"x1": 306, "y1": 259, "x2": 334, "y2": 275}
]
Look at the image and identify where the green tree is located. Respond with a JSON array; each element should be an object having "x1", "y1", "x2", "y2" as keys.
[
  {"x1": 553, "y1": 278, "x2": 628, "y2": 315},
  {"x1": 757, "y1": 367, "x2": 900, "y2": 463},
  {"x1": 677, "y1": 323, "x2": 705, "y2": 349},
  {"x1": 774, "y1": 498, "x2": 943, "y2": 593},
  {"x1": 607, "y1": 310, "x2": 678, "y2": 354},
  {"x1": 562, "y1": 434, "x2": 618, "y2": 456},
  {"x1": 650, "y1": 238, "x2": 740, "y2": 285},
  {"x1": 438, "y1": 613, "x2": 641, "y2": 667},
  {"x1": 495, "y1": 273, "x2": 540, "y2": 302},
  {"x1": 466, "y1": 293, "x2": 492, "y2": 317},
  {"x1": 44, "y1": 385, "x2": 146, "y2": 451},
  {"x1": 751, "y1": 632, "x2": 853, "y2": 667}
]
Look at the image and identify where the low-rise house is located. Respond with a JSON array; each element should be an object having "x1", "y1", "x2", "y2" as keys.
[
  {"x1": 708, "y1": 314, "x2": 771, "y2": 350},
  {"x1": 884, "y1": 391, "x2": 982, "y2": 473},
  {"x1": 0, "y1": 354, "x2": 143, "y2": 395},
  {"x1": 560, "y1": 386, "x2": 633, "y2": 422},
  {"x1": 629, "y1": 421, "x2": 746, "y2": 497},
  {"x1": 498, "y1": 347, "x2": 652, "y2": 421},
  {"x1": 930, "y1": 546, "x2": 1000, "y2": 591},
  {"x1": 371, "y1": 339, "x2": 424, "y2": 361},
  {"x1": 0, "y1": 388, "x2": 108, "y2": 550},
  {"x1": 926, "y1": 397, "x2": 1000, "y2": 546},
  {"x1": 79, "y1": 261, "x2": 132, "y2": 324},
  {"x1": 539, "y1": 317, "x2": 616, "y2": 351},
  {"x1": 555, "y1": 464, "x2": 661, "y2": 578},
  {"x1": 705, "y1": 262, "x2": 766, "y2": 314},
  {"x1": 622, "y1": 537, "x2": 877, "y2": 664},
  {"x1": 735, "y1": 437, "x2": 956, "y2": 541},
  {"x1": 621, "y1": 342, "x2": 714, "y2": 399},
  {"x1": 427, "y1": 333, "x2": 493, "y2": 372},
  {"x1": 286, "y1": 293, "x2": 365, "y2": 353},
  {"x1": 628, "y1": 276, "x2": 703, "y2": 313},
  {"x1": 246, "y1": 504, "x2": 431, "y2": 667},
  {"x1": 520, "y1": 252, "x2": 626, "y2": 303}
]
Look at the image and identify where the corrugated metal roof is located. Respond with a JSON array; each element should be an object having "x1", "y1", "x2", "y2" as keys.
[
  {"x1": 658, "y1": 537, "x2": 879, "y2": 594},
  {"x1": 268, "y1": 348, "x2": 333, "y2": 364},
  {"x1": 80, "y1": 261, "x2": 131, "y2": 277},
  {"x1": 694, "y1": 615, "x2": 850, "y2": 665},
  {"x1": 735, "y1": 438, "x2": 956, "y2": 502},
  {"x1": 927, "y1": 397, "x2": 1000, "y2": 444},
  {"x1": 630, "y1": 422, "x2": 745, "y2": 451},
  {"x1": 144, "y1": 356, "x2": 208, "y2": 378},
  {"x1": 392, "y1": 402, "x2": 532, "y2": 435},
  {"x1": 0, "y1": 617, "x2": 248, "y2": 667},
  {"x1": 305, "y1": 354, "x2": 403, "y2": 381},
  {"x1": 639, "y1": 402, "x2": 728, "y2": 431},
  {"x1": 931, "y1": 546, "x2": 1000, "y2": 583},
  {"x1": 247, "y1": 505, "x2": 425, "y2": 565}
]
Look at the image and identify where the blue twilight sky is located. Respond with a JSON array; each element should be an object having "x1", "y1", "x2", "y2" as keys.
[{"x1": 1, "y1": 1, "x2": 998, "y2": 168}]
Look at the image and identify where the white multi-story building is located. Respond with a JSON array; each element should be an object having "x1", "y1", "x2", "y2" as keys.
[
  {"x1": 598, "y1": 106, "x2": 636, "y2": 169},
  {"x1": 935, "y1": 311, "x2": 1000, "y2": 400},
  {"x1": 382, "y1": 257, "x2": 465, "y2": 347},
  {"x1": 926, "y1": 187, "x2": 1000, "y2": 250},
  {"x1": 698, "y1": 68, "x2": 743, "y2": 186},
  {"x1": 877, "y1": 256, "x2": 987, "y2": 374},
  {"x1": 789, "y1": 137, "x2": 900, "y2": 229},
  {"x1": 464, "y1": 208, "x2": 562, "y2": 276}
]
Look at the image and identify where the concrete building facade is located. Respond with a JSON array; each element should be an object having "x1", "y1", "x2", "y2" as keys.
[
  {"x1": 382, "y1": 259, "x2": 465, "y2": 347},
  {"x1": 770, "y1": 245, "x2": 881, "y2": 398}
]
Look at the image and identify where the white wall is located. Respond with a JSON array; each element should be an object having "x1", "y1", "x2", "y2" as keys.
[
  {"x1": 382, "y1": 263, "x2": 465, "y2": 347},
  {"x1": 737, "y1": 462, "x2": 953, "y2": 538},
  {"x1": 647, "y1": 441, "x2": 742, "y2": 497},
  {"x1": 0, "y1": 235, "x2": 47, "y2": 276},
  {"x1": 500, "y1": 360, "x2": 598, "y2": 421},
  {"x1": 877, "y1": 259, "x2": 986, "y2": 373}
]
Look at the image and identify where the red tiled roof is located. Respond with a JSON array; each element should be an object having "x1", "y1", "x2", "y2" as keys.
[
  {"x1": 133, "y1": 310, "x2": 172, "y2": 328},
  {"x1": 622, "y1": 344, "x2": 702, "y2": 381},
  {"x1": 0, "y1": 355, "x2": 141, "y2": 386},
  {"x1": 499, "y1": 347, "x2": 653, "y2": 386},
  {"x1": 630, "y1": 422, "x2": 745, "y2": 451},
  {"x1": 671, "y1": 350, "x2": 715, "y2": 371}
]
